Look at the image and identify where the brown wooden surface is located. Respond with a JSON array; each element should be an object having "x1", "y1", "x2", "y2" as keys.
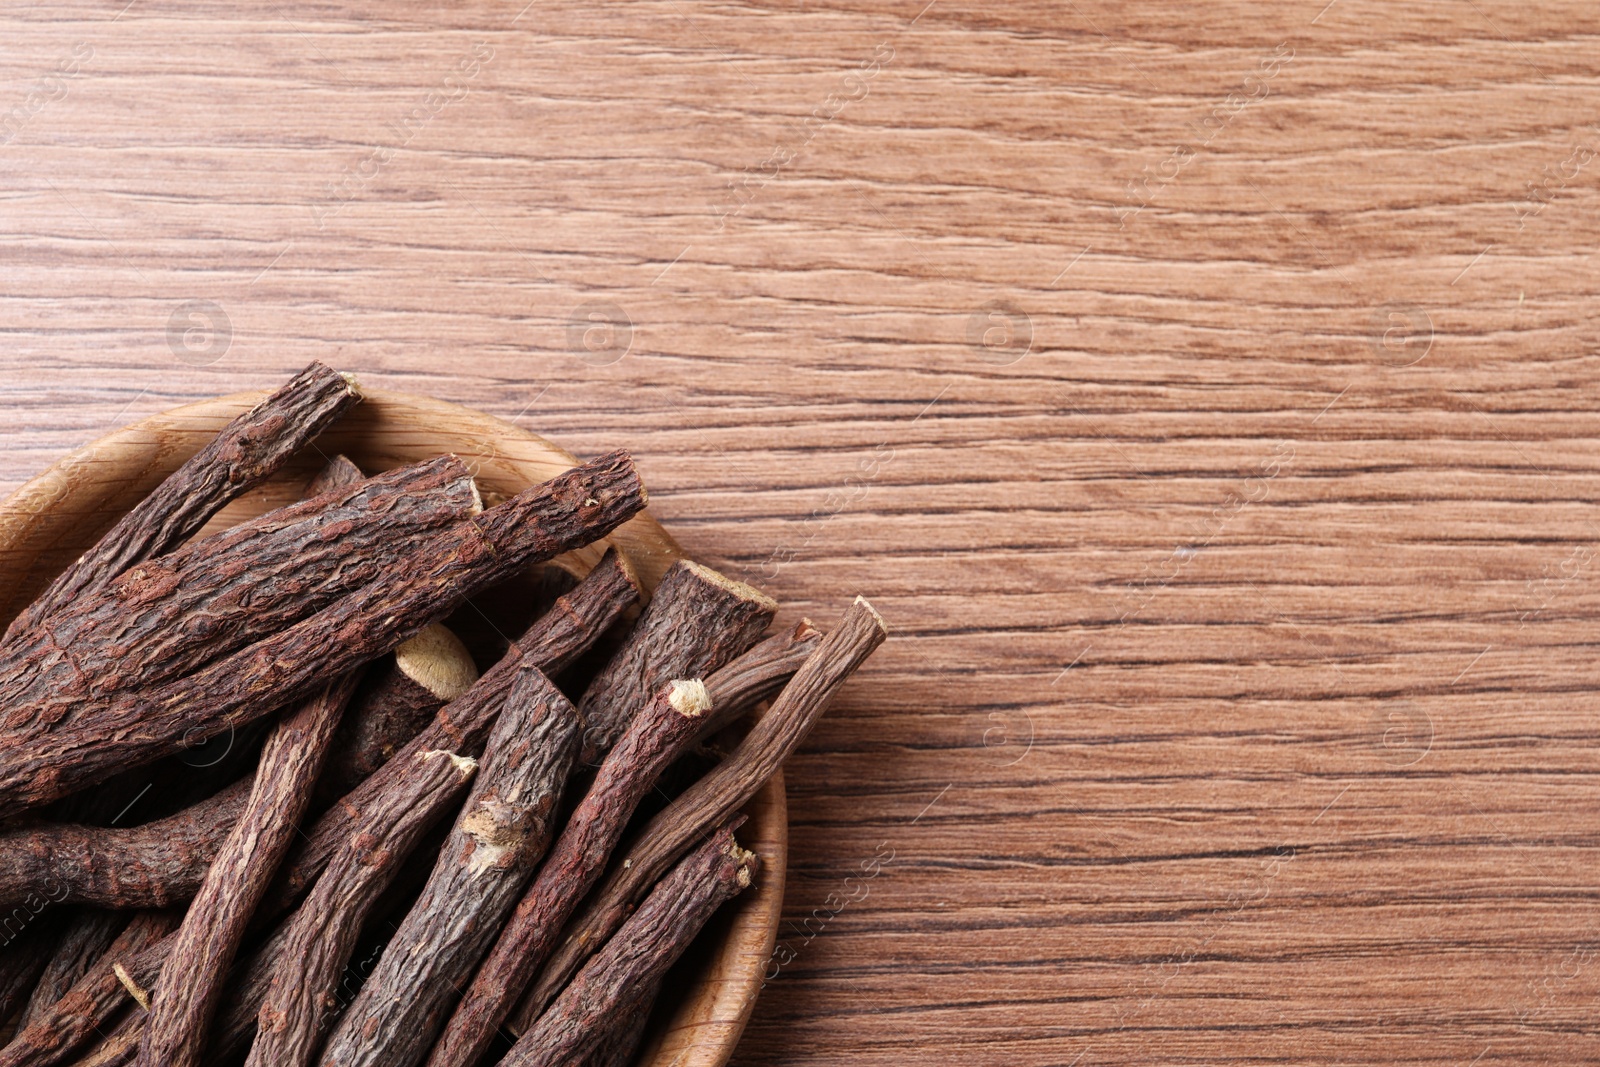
[{"x1": 3, "y1": 2, "x2": 1600, "y2": 1063}]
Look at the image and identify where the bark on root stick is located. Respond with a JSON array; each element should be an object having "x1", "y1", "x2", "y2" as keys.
[
  {"x1": 315, "y1": 668, "x2": 581, "y2": 1067},
  {"x1": 245, "y1": 747, "x2": 480, "y2": 1067},
  {"x1": 514, "y1": 597, "x2": 885, "y2": 1029},
  {"x1": 696, "y1": 619, "x2": 822, "y2": 737},
  {"x1": 61, "y1": 1016, "x2": 138, "y2": 1067},
  {"x1": 0, "y1": 454, "x2": 479, "y2": 718},
  {"x1": 0, "y1": 449, "x2": 645, "y2": 817},
  {"x1": 7, "y1": 361, "x2": 361, "y2": 638},
  {"x1": 635, "y1": 620, "x2": 823, "y2": 825},
  {"x1": 110, "y1": 748, "x2": 477, "y2": 1064},
  {"x1": 269, "y1": 547, "x2": 640, "y2": 909},
  {"x1": 44, "y1": 451, "x2": 373, "y2": 831},
  {"x1": 582, "y1": 989, "x2": 654, "y2": 1067},
  {"x1": 503, "y1": 822, "x2": 758, "y2": 1067},
  {"x1": 43, "y1": 548, "x2": 633, "y2": 930},
  {"x1": 222, "y1": 817, "x2": 449, "y2": 1062},
  {"x1": 61, "y1": 1015, "x2": 138, "y2": 1067},
  {"x1": 205, "y1": 842, "x2": 431, "y2": 1064},
  {"x1": 578, "y1": 559, "x2": 776, "y2": 764},
  {"x1": 0, "y1": 776, "x2": 252, "y2": 910},
  {"x1": 316, "y1": 622, "x2": 480, "y2": 805},
  {"x1": 0, "y1": 910, "x2": 179, "y2": 1067},
  {"x1": 19, "y1": 909, "x2": 124, "y2": 1028},
  {"x1": 423, "y1": 678, "x2": 716, "y2": 1067},
  {"x1": 0, "y1": 913, "x2": 62, "y2": 1026},
  {"x1": 136, "y1": 673, "x2": 358, "y2": 1067}
]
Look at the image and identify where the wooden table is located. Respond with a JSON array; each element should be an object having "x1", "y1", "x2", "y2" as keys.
[{"x1": 4, "y1": 2, "x2": 1600, "y2": 1063}]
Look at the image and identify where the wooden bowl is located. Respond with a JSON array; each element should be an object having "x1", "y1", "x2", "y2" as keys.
[{"x1": 0, "y1": 387, "x2": 784, "y2": 1067}]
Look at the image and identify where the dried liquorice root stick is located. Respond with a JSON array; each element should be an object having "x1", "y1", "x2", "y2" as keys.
[
  {"x1": 315, "y1": 622, "x2": 479, "y2": 806},
  {"x1": 503, "y1": 822, "x2": 757, "y2": 1067},
  {"x1": 512, "y1": 597, "x2": 885, "y2": 1030},
  {"x1": 245, "y1": 747, "x2": 479, "y2": 1067},
  {"x1": 0, "y1": 450, "x2": 644, "y2": 816},
  {"x1": 108, "y1": 748, "x2": 478, "y2": 1064},
  {"x1": 578, "y1": 559, "x2": 776, "y2": 765},
  {"x1": 268, "y1": 547, "x2": 640, "y2": 909},
  {"x1": 19, "y1": 909, "x2": 125, "y2": 1028},
  {"x1": 8, "y1": 361, "x2": 360, "y2": 639},
  {"x1": 63, "y1": 1014, "x2": 138, "y2": 1067},
  {"x1": 136, "y1": 672, "x2": 359, "y2": 1067},
  {"x1": 45, "y1": 717, "x2": 266, "y2": 830},
  {"x1": 30, "y1": 551, "x2": 631, "y2": 930},
  {"x1": 697, "y1": 618, "x2": 821, "y2": 737},
  {"x1": 315, "y1": 668, "x2": 580, "y2": 1067},
  {"x1": 43, "y1": 452, "x2": 373, "y2": 831},
  {"x1": 582, "y1": 987, "x2": 654, "y2": 1067},
  {"x1": 0, "y1": 910, "x2": 179, "y2": 1067},
  {"x1": 621, "y1": 619, "x2": 823, "y2": 838},
  {"x1": 213, "y1": 827, "x2": 442, "y2": 1063},
  {"x1": 0, "y1": 454, "x2": 478, "y2": 711},
  {"x1": 0, "y1": 777, "x2": 251, "y2": 910},
  {"x1": 0, "y1": 911, "x2": 63, "y2": 1025},
  {"x1": 422, "y1": 677, "x2": 716, "y2": 1067}
]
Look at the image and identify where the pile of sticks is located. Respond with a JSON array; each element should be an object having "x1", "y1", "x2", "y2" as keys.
[{"x1": 0, "y1": 363, "x2": 886, "y2": 1067}]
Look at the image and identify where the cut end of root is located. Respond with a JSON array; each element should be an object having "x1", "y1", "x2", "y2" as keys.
[
  {"x1": 730, "y1": 843, "x2": 759, "y2": 888},
  {"x1": 339, "y1": 370, "x2": 364, "y2": 398},
  {"x1": 794, "y1": 617, "x2": 822, "y2": 642},
  {"x1": 395, "y1": 623, "x2": 480, "y2": 700},
  {"x1": 853, "y1": 595, "x2": 886, "y2": 633},
  {"x1": 668, "y1": 679, "x2": 712, "y2": 718},
  {"x1": 113, "y1": 963, "x2": 151, "y2": 1010},
  {"x1": 310, "y1": 455, "x2": 364, "y2": 494},
  {"x1": 681, "y1": 560, "x2": 779, "y2": 613}
]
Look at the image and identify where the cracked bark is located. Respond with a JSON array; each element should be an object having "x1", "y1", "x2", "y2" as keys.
[
  {"x1": 0, "y1": 454, "x2": 478, "y2": 724},
  {"x1": 513, "y1": 598, "x2": 885, "y2": 1029},
  {"x1": 0, "y1": 777, "x2": 251, "y2": 910},
  {"x1": 316, "y1": 667, "x2": 580, "y2": 1067},
  {"x1": 503, "y1": 822, "x2": 757, "y2": 1067},
  {"x1": 135, "y1": 673, "x2": 359, "y2": 1067},
  {"x1": 267, "y1": 547, "x2": 639, "y2": 911},
  {"x1": 423, "y1": 678, "x2": 716, "y2": 1067},
  {"x1": 0, "y1": 910, "x2": 179, "y2": 1067},
  {"x1": 0, "y1": 449, "x2": 644, "y2": 816},
  {"x1": 245, "y1": 747, "x2": 479, "y2": 1067},
  {"x1": 7, "y1": 361, "x2": 361, "y2": 638},
  {"x1": 577, "y1": 560, "x2": 775, "y2": 765},
  {"x1": 19, "y1": 909, "x2": 125, "y2": 1029},
  {"x1": 100, "y1": 748, "x2": 476, "y2": 1065},
  {"x1": 43, "y1": 452, "x2": 374, "y2": 832}
]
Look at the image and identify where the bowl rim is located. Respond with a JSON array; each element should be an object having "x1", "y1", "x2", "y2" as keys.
[{"x1": 0, "y1": 384, "x2": 785, "y2": 1067}]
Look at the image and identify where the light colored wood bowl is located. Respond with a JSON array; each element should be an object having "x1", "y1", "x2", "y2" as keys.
[{"x1": 0, "y1": 387, "x2": 784, "y2": 1067}]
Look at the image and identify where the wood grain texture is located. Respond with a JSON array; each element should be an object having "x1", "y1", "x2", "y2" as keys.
[{"x1": 2, "y1": 2, "x2": 1599, "y2": 1064}]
